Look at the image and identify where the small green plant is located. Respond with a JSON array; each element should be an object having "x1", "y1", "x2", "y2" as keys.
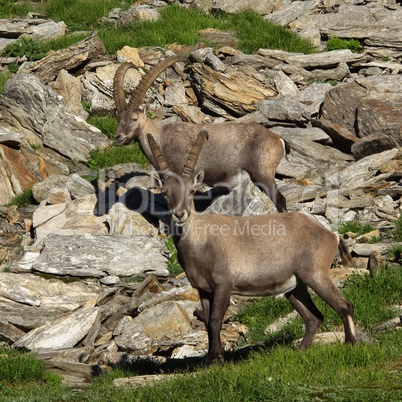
[
  {"x1": 326, "y1": 37, "x2": 362, "y2": 53},
  {"x1": 165, "y1": 235, "x2": 183, "y2": 277},
  {"x1": 326, "y1": 79, "x2": 338, "y2": 86},
  {"x1": 7, "y1": 62, "x2": 19, "y2": 74},
  {"x1": 3, "y1": 189, "x2": 35, "y2": 207},
  {"x1": 0, "y1": 71, "x2": 13, "y2": 94},
  {"x1": 338, "y1": 221, "x2": 374, "y2": 237},
  {"x1": 1, "y1": 37, "x2": 46, "y2": 61},
  {"x1": 82, "y1": 100, "x2": 91, "y2": 113}
]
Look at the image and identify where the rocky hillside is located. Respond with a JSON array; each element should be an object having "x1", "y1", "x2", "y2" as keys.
[{"x1": 1, "y1": 0, "x2": 402, "y2": 388}]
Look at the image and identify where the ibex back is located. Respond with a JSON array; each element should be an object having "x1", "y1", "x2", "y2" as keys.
[
  {"x1": 148, "y1": 130, "x2": 356, "y2": 364},
  {"x1": 113, "y1": 57, "x2": 288, "y2": 212}
]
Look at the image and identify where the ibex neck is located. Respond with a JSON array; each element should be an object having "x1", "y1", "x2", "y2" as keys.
[{"x1": 171, "y1": 213, "x2": 205, "y2": 245}]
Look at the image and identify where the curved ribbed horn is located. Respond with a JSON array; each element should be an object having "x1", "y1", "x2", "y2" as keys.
[
  {"x1": 147, "y1": 133, "x2": 170, "y2": 172},
  {"x1": 182, "y1": 130, "x2": 209, "y2": 177},
  {"x1": 127, "y1": 55, "x2": 185, "y2": 110},
  {"x1": 113, "y1": 62, "x2": 135, "y2": 118}
]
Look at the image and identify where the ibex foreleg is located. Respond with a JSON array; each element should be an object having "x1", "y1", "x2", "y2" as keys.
[{"x1": 203, "y1": 285, "x2": 232, "y2": 364}]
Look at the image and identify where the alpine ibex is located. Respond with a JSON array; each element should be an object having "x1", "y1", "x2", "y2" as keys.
[
  {"x1": 148, "y1": 130, "x2": 356, "y2": 364},
  {"x1": 113, "y1": 56, "x2": 288, "y2": 212}
]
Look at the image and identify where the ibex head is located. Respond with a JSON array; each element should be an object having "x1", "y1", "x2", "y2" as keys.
[
  {"x1": 113, "y1": 56, "x2": 185, "y2": 145},
  {"x1": 148, "y1": 130, "x2": 208, "y2": 225}
]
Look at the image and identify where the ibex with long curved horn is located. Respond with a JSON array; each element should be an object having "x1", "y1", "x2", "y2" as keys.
[
  {"x1": 113, "y1": 56, "x2": 288, "y2": 212},
  {"x1": 148, "y1": 130, "x2": 356, "y2": 363}
]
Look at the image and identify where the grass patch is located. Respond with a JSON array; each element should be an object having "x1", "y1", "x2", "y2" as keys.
[
  {"x1": 338, "y1": 221, "x2": 374, "y2": 237},
  {"x1": 392, "y1": 215, "x2": 402, "y2": 241},
  {"x1": 98, "y1": 6, "x2": 316, "y2": 55},
  {"x1": 3, "y1": 189, "x2": 35, "y2": 207},
  {"x1": 0, "y1": 33, "x2": 91, "y2": 69},
  {"x1": 387, "y1": 244, "x2": 402, "y2": 262},
  {"x1": 41, "y1": 32, "x2": 91, "y2": 52},
  {"x1": 0, "y1": 346, "x2": 46, "y2": 385},
  {"x1": 87, "y1": 115, "x2": 119, "y2": 140},
  {"x1": 0, "y1": 71, "x2": 13, "y2": 94},
  {"x1": 236, "y1": 296, "x2": 300, "y2": 345},
  {"x1": 44, "y1": 0, "x2": 132, "y2": 31},
  {"x1": 87, "y1": 144, "x2": 149, "y2": 170},
  {"x1": 225, "y1": 10, "x2": 316, "y2": 54},
  {"x1": 0, "y1": 0, "x2": 31, "y2": 18},
  {"x1": 1, "y1": 37, "x2": 47, "y2": 61},
  {"x1": 326, "y1": 37, "x2": 362, "y2": 53},
  {"x1": 313, "y1": 267, "x2": 402, "y2": 330},
  {"x1": 86, "y1": 115, "x2": 148, "y2": 169}
]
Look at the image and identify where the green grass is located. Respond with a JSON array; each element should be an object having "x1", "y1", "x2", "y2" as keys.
[
  {"x1": 2, "y1": 334, "x2": 402, "y2": 401},
  {"x1": 7, "y1": 1, "x2": 314, "y2": 56},
  {"x1": 238, "y1": 267, "x2": 402, "y2": 347},
  {"x1": 98, "y1": 6, "x2": 316, "y2": 55},
  {"x1": 1, "y1": 37, "x2": 47, "y2": 61},
  {"x1": 87, "y1": 144, "x2": 149, "y2": 170},
  {"x1": 44, "y1": 0, "x2": 132, "y2": 31},
  {"x1": 0, "y1": 346, "x2": 46, "y2": 384},
  {"x1": 0, "y1": 33, "x2": 92, "y2": 62},
  {"x1": 392, "y1": 215, "x2": 402, "y2": 241},
  {"x1": 87, "y1": 115, "x2": 119, "y2": 140},
  {"x1": 0, "y1": 71, "x2": 13, "y2": 94},
  {"x1": 2, "y1": 267, "x2": 402, "y2": 401},
  {"x1": 314, "y1": 267, "x2": 402, "y2": 330},
  {"x1": 338, "y1": 221, "x2": 374, "y2": 237},
  {"x1": 225, "y1": 10, "x2": 316, "y2": 54},
  {"x1": 86, "y1": 115, "x2": 149, "y2": 169},
  {"x1": 387, "y1": 244, "x2": 402, "y2": 262},
  {"x1": 0, "y1": 0, "x2": 31, "y2": 18},
  {"x1": 3, "y1": 189, "x2": 35, "y2": 207},
  {"x1": 326, "y1": 37, "x2": 362, "y2": 53}
]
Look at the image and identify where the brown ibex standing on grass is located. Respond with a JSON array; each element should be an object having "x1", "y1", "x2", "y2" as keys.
[
  {"x1": 147, "y1": 130, "x2": 356, "y2": 364},
  {"x1": 113, "y1": 56, "x2": 288, "y2": 212}
]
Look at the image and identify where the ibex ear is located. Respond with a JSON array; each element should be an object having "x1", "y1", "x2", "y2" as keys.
[
  {"x1": 149, "y1": 170, "x2": 163, "y2": 191},
  {"x1": 193, "y1": 170, "x2": 204, "y2": 188}
]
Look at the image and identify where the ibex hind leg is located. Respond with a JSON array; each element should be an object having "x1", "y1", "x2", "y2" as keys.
[
  {"x1": 252, "y1": 173, "x2": 287, "y2": 212},
  {"x1": 285, "y1": 282, "x2": 324, "y2": 349},
  {"x1": 302, "y1": 274, "x2": 356, "y2": 345}
]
